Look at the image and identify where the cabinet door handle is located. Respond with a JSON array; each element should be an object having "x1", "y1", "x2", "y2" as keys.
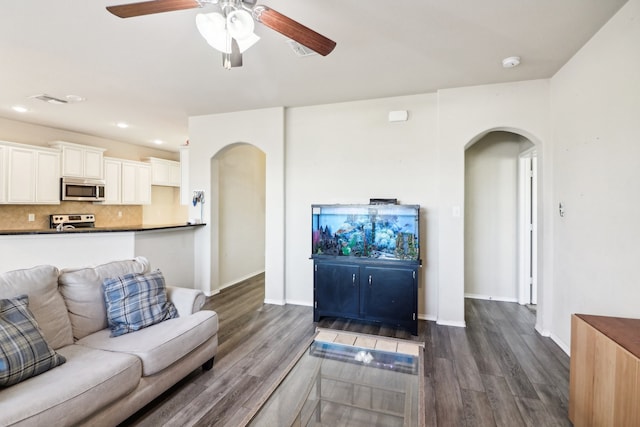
[
  {"x1": 352, "y1": 273, "x2": 356, "y2": 285},
  {"x1": 368, "y1": 275, "x2": 372, "y2": 286}
]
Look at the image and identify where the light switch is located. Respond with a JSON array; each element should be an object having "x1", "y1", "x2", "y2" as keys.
[{"x1": 28, "y1": 213, "x2": 35, "y2": 222}]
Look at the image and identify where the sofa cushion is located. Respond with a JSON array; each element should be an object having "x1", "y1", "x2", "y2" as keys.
[
  {"x1": 0, "y1": 295, "x2": 66, "y2": 387},
  {"x1": 0, "y1": 265, "x2": 73, "y2": 350},
  {"x1": 103, "y1": 270, "x2": 179, "y2": 337},
  {"x1": 58, "y1": 257, "x2": 150, "y2": 340},
  {"x1": 77, "y1": 310, "x2": 218, "y2": 376},
  {"x1": 0, "y1": 344, "x2": 141, "y2": 427}
]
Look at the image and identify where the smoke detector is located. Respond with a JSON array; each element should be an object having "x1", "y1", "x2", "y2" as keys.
[{"x1": 502, "y1": 56, "x2": 521, "y2": 68}]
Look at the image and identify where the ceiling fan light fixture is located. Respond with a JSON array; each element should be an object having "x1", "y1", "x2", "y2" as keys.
[
  {"x1": 234, "y1": 32, "x2": 259, "y2": 53},
  {"x1": 226, "y1": 9, "x2": 254, "y2": 40},
  {"x1": 196, "y1": 12, "x2": 231, "y2": 53}
]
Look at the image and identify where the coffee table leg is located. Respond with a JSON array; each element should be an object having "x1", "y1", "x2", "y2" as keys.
[{"x1": 315, "y1": 366, "x2": 322, "y2": 423}]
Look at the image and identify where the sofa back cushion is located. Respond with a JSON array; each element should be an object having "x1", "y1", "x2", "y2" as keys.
[
  {"x1": 58, "y1": 257, "x2": 150, "y2": 340},
  {"x1": 0, "y1": 265, "x2": 74, "y2": 350}
]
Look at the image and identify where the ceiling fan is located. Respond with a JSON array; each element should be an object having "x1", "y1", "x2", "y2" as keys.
[{"x1": 106, "y1": 0, "x2": 337, "y2": 69}]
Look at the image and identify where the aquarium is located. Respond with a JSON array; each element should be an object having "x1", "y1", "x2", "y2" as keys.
[{"x1": 311, "y1": 204, "x2": 420, "y2": 261}]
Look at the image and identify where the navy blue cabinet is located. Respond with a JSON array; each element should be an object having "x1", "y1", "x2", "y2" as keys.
[
  {"x1": 313, "y1": 258, "x2": 418, "y2": 335},
  {"x1": 314, "y1": 261, "x2": 360, "y2": 320}
]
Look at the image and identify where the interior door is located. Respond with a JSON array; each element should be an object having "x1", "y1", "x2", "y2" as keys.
[{"x1": 519, "y1": 152, "x2": 538, "y2": 305}]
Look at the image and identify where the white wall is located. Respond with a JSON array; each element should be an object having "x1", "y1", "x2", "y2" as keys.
[
  {"x1": 437, "y1": 80, "x2": 550, "y2": 326},
  {"x1": 188, "y1": 86, "x2": 548, "y2": 325},
  {"x1": 0, "y1": 117, "x2": 178, "y2": 161},
  {"x1": 188, "y1": 108, "x2": 284, "y2": 300},
  {"x1": 184, "y1": 0, "x2": 638, "y2": 340},
  {"x1": 217, "y1": 144, "x2": 265, "y2": 288},
  {"x1": 465, "y1": 131, "x2": 533, "y2": 301},
  {"x1": 134, "y1": 228, "x2": 197, "y2": 288},
  {"x1": 549, "y1": 0, "x2": 640, "y2": 349},
  {"x1": 0, "y1": 233, "x2": 136, "y2": 271},
  {"x1": 285, "y1": 94, "x2": 439, "y2": 313},
  {"x1": 143, "y1": 186, "x2": 188, "y2": 225}
]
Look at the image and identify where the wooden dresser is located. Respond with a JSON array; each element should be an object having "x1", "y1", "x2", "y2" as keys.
[{"x1": 569, "y1": 314, "x2": 640, "y2": 426}]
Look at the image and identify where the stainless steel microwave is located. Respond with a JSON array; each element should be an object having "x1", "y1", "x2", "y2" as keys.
[{"x1": 60, "y1": 177, "x2": 106, "y2": 201}]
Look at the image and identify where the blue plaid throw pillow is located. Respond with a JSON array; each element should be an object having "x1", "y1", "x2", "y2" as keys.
[
  {"x1": 103, "y1": 270, "x2": 178, "y2": 337},
  {"x1": 0, "y1": 295, "x2": 66, "y2": 387}
]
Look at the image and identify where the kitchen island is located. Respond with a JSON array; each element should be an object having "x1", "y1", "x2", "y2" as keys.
[{"x1": 0, "y1": 223, "x2": 205, "y2": 289}]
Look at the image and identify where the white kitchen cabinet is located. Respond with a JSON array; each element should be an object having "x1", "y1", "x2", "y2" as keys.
[
  {"x1": 49, "y1": 141, "x2": 106, "y2": 179},
  {"x1": 0, "y1": 145, "x2": 6, "y2": 203},
  {"x1": 144, "y1": 157, "x2": 180, "y2": 187},
  {"x1": 179, "y1": 146, "x2": 189, "y2": 205},
  {"x1": 0, "y1": 141, "x2": 60, "y2": 205},
  {"x1": 7, "y1": 146, "x2": 35, "y2": 203},
  {"x1": 103, "y1": 158, "x2": 122, "y2": 204},
  {"x1": 103, "y1": 158, "x2": 151, "y2": 205},
  {"x1": 35, "y1": 150, "x2": 61, "y2": 203}
]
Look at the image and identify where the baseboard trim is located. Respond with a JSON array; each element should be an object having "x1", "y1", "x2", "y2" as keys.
[
  {"x1": 220, "y1": 269, "x2": 265, "y2": 291},
  {"x1": 436, "y1": 319, "x2": 466, "y2": 328},
  {"x1": 285, "y1": 299, "x2": 312, "y2": 307},
  {"x1": 465, "y1": 293, "x2": 518, "y2": 303},
  {"x1": 535, "y1": 324, "x2": 570, "y2": 356},
  {"x1": 264, "y1": 298, "x2": 285, "y2": 306},
  {"x1": 550, "y1": 332, "x2": 571, "y2": 356}
]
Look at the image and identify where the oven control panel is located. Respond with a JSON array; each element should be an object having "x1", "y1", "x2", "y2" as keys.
[{"x1": 49, "y1": 214, "x2": 96, "y2": 228}]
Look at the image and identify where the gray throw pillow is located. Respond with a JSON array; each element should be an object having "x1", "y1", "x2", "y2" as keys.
[
  {"x1": 103, "y1": 270, "x2": 179, "y2": 337},
  {"x1": 0, "y1": 295, "x2": 66, "y2": 387}
]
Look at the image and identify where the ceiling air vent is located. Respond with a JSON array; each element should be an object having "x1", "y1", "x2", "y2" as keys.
[
  {"x1": 286, "y1": 40, "x2": 318, "y2": 57},
  {"x1": 31, "y1": 94, "x2": 68, "y2": 105}
]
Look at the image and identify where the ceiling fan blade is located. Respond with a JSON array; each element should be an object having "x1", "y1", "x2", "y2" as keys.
[
  {"x1": 253, "y1": 5, "x2": 336, "y2": 56},
  {"x1": 107, "y1": 0, "x2": 201, "y2": 18}
]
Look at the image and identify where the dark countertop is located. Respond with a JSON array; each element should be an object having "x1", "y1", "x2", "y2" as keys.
[{"x1": 0, "y1": 223, "x2": 206, "y2": 236}]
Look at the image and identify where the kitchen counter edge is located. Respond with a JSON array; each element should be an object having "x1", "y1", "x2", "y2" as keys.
[{"x1": 0, "y1": 223, "x2": 206, "y2": 236}]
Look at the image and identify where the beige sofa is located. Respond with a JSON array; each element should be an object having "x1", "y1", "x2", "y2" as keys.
[{"x1": 0, "y1": 257, "x2": 218, "y2": 427}]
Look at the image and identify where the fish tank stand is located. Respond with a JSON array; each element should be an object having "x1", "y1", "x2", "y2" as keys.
[{"x1": 311, "y1": 204, "x2": 421, "y2": 335}]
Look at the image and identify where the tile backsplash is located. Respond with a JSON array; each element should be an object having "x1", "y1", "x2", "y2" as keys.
[{"x1": 0, "y1": 202, "x2": 142, "y2": 230}]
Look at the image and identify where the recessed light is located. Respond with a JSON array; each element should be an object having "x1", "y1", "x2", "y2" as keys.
[
  {"x1": 12, "y1": 105, "x2": 28, "y2": 113},
  {"x1": 502, "y1": 56, "x2": 521, "y2": 68},
  {"x1": 153, "y1": 139, "x2": 163, "y2": 145},
  {"x1": 65, "y1": 94, "x2": 86, "y2": 103},
  {"x1": 116, "y1": 122, "x2": 129, "y2": 129}
]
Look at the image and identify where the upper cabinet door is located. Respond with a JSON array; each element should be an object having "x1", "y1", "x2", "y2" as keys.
[
  {"x1": 7, "y1": 147, "x2": 36, "y2": 203},
  {"x1": 83, "y1": 149, "x2": 104, "y2": 179},
  {"x1": 50, "y1": 141, "x2": 105, "y2": 179},
  {"x1": 35, "y1": 150, "x2": 60, "y2": 204},
  {"x1": 0, "y1": 145, "x2": 6, "y2": 203},
  {"x1": 102, "y1": 158, "x2": 122, "y2": 205},
  {"x1": 60, "y1": 145, "x2": 83, "y2": 177},
  {"x1": 145, "y1": 157, "x2": 181, "y2": 187},
  {"x1": 1, "y1": 142, "x2": 60, "y2": 205}
]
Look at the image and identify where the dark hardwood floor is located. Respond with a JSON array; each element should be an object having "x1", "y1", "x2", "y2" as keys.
[{"x1": 121, "y1": 274, "x2": 571, "y2": 427}]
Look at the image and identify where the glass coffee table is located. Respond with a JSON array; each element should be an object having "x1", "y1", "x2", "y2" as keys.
[{"x1": 246, "y1": 329, "x2": 424, "y2": 427}]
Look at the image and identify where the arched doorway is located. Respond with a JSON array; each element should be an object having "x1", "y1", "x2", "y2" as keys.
[
  {"x1": 464, "y1": 131, "x2": 537, "y2": 303},
  {"x1": 210, "y1": 143, "x2": 266, "y2": 294}
]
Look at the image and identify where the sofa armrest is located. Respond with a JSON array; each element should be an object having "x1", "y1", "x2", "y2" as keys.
[{"x1": 166, "y1": 286, "x2": 206, "y2": 316}]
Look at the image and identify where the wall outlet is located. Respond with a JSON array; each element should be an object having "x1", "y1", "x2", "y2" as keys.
[
  {"x1": 118, "y1": 211, "x2": 122, "y2": 218},
  {"x1": 28, "y1": 213, "x2": 35, "y2": 222}
]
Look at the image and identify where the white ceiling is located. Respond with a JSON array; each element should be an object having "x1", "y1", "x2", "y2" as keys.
[{"x1": 0, "y1": 0, "x2": 628, "y2": 152}]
